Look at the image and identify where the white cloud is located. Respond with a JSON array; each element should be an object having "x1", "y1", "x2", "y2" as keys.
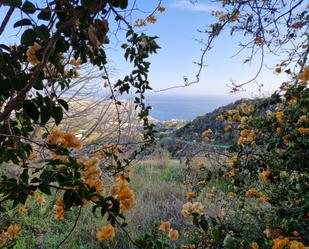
[{"x1": 170, "y1": 0, "x2": 218, "y2": 12}]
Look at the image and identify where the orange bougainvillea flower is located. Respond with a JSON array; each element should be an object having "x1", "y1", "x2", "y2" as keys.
[
  {"x1": 245, "y1": 188, "x2": 260, "y2": 198},
  {"x1": 110, "y1": 177, "x2": 135, "y2": 211},
  {"x1": 134, "y1": 18, "x2": 147, "y2": 27},
  {"x1": 146, "y1": 15, "x2": 157, "y2": 24},
  {"x1": 96, "y1": 224, "x2": 116, "y2": 241},
  {"x1": 298, "y1": 127, "x2": 309, "y2": 135},
  {"x1": 272, "y1": 237, "x2": 289, "y2": 249},
  {"x1": 18, "y1": 205, "x2": 28, "y2": 214},
  {"x1": 276, "y1": 112, "x2": 283, "y2": 124},
  {"x1": 168, "y1": 229, "x2": 179, "y2": 241},
  {"x1": 7, "y1": 225, "x2": 21, "y2": 240},
  {"x1": 157, "y1": 5, "x2": 166, "y2": 13},
  {"x1": 53, "y1": 197, "x2": 65, "y2": 220},
  {"x1": 251, "y1": 241, "x2": 259, "y2": 249},
  {"x1": 48, "y1": 129, "x2": 81, "y2": 149},
  {"x1": 181, "y1": 202, "x2": 205, "y2": 217},
  {"x1": 298, "y1": 66, "x2": 309, "y2": 82},
  {"x1": 26, "y1": 43, "x2": 41, "y2": 66},
  {"x1": 289, "y1": 240, "x2": 305, "y2": 249},
  {"x1": 186, "y1": 191, "x2": 195, "y2": 201},
  {"x1": 260, "y1": 169, "x2": 270, "y2": 182},
  {"x1": 159, "y1": 221, "x2": 171, "y2": 233},
  {"x1": 36, "y1": 195, "x2": 46, "y2": 205}
]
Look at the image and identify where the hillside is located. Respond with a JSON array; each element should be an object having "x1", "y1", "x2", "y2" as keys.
[{"x1": 173, "y1": 99, "x2": 256, "y2": 143}]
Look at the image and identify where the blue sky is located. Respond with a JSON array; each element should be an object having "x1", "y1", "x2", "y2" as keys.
[
  {"x1": 106, "y1": 0, "x2": 286, "y2": 98},
  {"x1": 0, "y1": 0, "x2": 287, "y2": 98}
]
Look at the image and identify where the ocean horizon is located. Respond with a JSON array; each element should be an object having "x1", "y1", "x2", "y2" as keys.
[{"x1": 146, "y1": 94, "x2": 239, "y2": 121}]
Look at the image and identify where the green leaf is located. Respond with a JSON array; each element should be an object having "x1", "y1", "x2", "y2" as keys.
[
  {"x1": 35, "y1": 25, "x2": 50, "y2": 41},
  {"x1": 223, "y1": 235, "x2": 237, "y2": 249},
  {"x1": 199, "y1": 215, "x2": 209, "y2": 232},
  {"x1": 58, "y1": 99, "x2": 69, "y2": 111},
  {"x1": 20, "y1": 168, "x2": 29, "y2": 183},
  {"x1": 38, "y1": 184, "x2": 51, "y2": 195},
  {"x1": 81, "y1": 0, "x2": 91, "y2": 6},
  {"x1": 22, "y1": 1, "x2": 36, "y2": 14},
  {"x1": 38, "y1": 8, "x2": 51, "y2": 20},
  {"x1": 52, "y1": 106, "x2": 63, "y2": 125},
  {"x1": 13, "y1": 18, "x2": 32, "y2": 28},
  {"x1": 0, "y1": 205, "x2": 6, "y2": 213},
  {"x1": 212, "y1": 225, "x2": 223, "y2": 243},
  {"x1": 40, "y1": 106, "x2": 50, "y2": 125},
  {"x1": 33, "y1": 80, "x2": 44, "y2": 90},
  {"x1": 23, "y1": 100, "x2": 40, "y2": 121},
  {"x1": 119, "y1": 0, "x2": 128, "y2": 9},
  {"x1": 54, "y1": 37, "x2": 69, "y2": 53},
  {"x1": 0, "y1": 44, "x2": 11, "y2": 52},
  {"x1": 21, "y1": 29, "x2": 36, "y2": 46}
]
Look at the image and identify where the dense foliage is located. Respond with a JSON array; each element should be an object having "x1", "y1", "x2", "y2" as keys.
[{"x1": 0, "y1": 0, "x2": 308, "y2": 248}]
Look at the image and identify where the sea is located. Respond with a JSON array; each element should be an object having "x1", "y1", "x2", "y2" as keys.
[{"x1": 146, "y1": 94, "x2": 238, "y2": 121}]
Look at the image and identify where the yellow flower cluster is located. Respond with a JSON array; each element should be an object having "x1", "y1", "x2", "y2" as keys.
[
  {"x1": 272, "y1": 237, "x2": 306, "y2": 249},
  {"x1": 69, "y1": 58, "x2": 82, "y2": 69},
  {"x1": 201, "y1": 128, "x2": 212, "y2": 141},
  {"x1": 186, "y1": 191, "x2": 196, "y2": 201},
  {"x1": 197, "y1": 161, "x2": 206, "y2": 169},
  {"x1": 226, "y1": 109, "x2": 241, "y2": 121},
  {"x1": 289, "y1": 240, "x2": 305, "y2": 249},
  {"x1": 205, "y1": 186, "x2": 217, "y2": 199},
  {"x1": 228, "y1": 192, "x2": 237, "y2": 198},
  {"x1": 260, "y1": 169, "x2": 271, "y2": 182},
  {"x1": 245, "y1": 189, "x2": 270, "y2": 203},
  {"x1": 230, "y1": 10, "x2": 240, "y2": 22},
  {"x1": 238, "y1": 129, "x2": 255, "y2": 145},
  {"x1": 0, "y1": 225, "x2": 21, "y2": 247},
  {"x1": 95, "y1": 144, "x2": 123, "y2": 159},
  {"x1": 238, "y1": 116, "x2": 249, "y2": 129},
  {"x1": 291, "y1": 21, "x2": 304, "y2": 29},
  {"x1": 18, "y1": 205, "x2": 27, "y2": 214},
  {"x1": 255, "y1": 35, "x2": 263, "y2": 45},
  {"x1": 275, "y1": 67, "x2": 282, "y2": 74},
  {"x1": 251, "y1": 241, "x2": 259, "y2": 249},
  {"x1": 48, "y1": 129, "x2": 81, "y2": 149},
  {"x1": 157, "y1": 5, "x2": 166, "y2": 13},
  {"x1": 298, "y1": 127, "x2": 309, "y2": 135},
  {"x1": 245, "y1": 188, "x2": 260, "y2": 197},
  {"x1": 52, "y1": 155, "x2": 69, "y2": 163},
  {"x1": 134, "y1": 18, "x2": 147, "y2": 27},
  {"x1": 226, "y1": 155, "x2": 238, "y2": 168},
  {"x1": 110, "y1": 177, "x2": 135, "y2": 211},
  {"x1": 223, "y1": 168, "x2": 239, "y2": 177},
  {"x1": 276, "y1": 112, "x2": 283, "y2": 124},
  {"x1": 168, "y1": 229, "x2": 179, "y2": 241},
  {"x1": 146, "y1": 15, "x2": 157, "y2": 24},
  {"x1": 96, "y1": 224, "x2": 116, "y2": 241},
  {"x1": 134, "y1": 5, "x2": 165, "y2": 28},
  {"x1": 53, "y1": 196, "x2": 65, "y2": 220},
  {"x1": 78, "y1": 157, "x2": 104, "y2": 202},
  {"x1": 36, "y1": 195, "x2": 46, "y2": 205},
  {"x1": 26, "y1": 43, "x2": 41, "y2": 66},
  {"x1": 158, "y1": 221, "x2": 179, "y2": 241},
  {"x1": 298, "y1": 66, "x2": 309, "y2": 83},
  {"x1": 181, "y1": 202, "x2": 205, "y2": 217}
]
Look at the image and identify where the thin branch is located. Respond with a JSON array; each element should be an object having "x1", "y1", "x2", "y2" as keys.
[
  {"x1": 56, "y1": 206, "x2": 82, "y2": 249},
  {"x1": 0, "y1": 6, "x2": 15, "y2": 36}
]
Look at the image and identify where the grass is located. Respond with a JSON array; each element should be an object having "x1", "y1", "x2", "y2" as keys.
[{"x1": 8, "y1": 159, "x2": 187, "y2": 249}]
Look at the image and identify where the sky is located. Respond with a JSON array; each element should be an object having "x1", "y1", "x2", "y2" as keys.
[
  {"x1": 105, "y1": 0, "x2": 287, "y2": 98},
  {"x1": 0, "y1": 0, "x2": 288, "y2": 98}
]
